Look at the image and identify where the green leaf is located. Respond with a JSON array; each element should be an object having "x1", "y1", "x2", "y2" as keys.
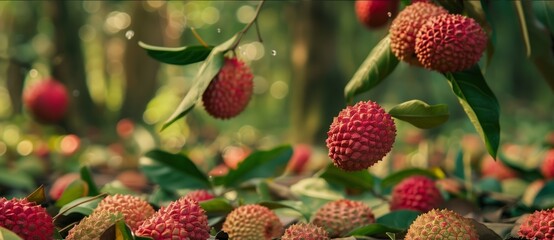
[
  {"x1": 55, "y1": 179, "x2": 89, "y2": 208},
  {"x1": 0, "y1": 227, "x2": 23, "y2": 240},
  {"x1": 533, "y1": 180, "x2": 554, "y2": 209},
  {"x1": 388, "y1": 100, "x2": 449, "y2": 129},
  {"x1": 471, "y1": 219, "x2": 503, "y2": 240},
  {"x1": 138, "y1": 42, "x2": 213, "y2": 65},
  {"x1": 376, "y1": 210, "x2": 420, "y2": 229},
  {"x1": 0, "y1": 169, "x2": 34, "y2": 190},
  {"x1": 57, "y1": 196, "x2": 103, "y2": 216},
  {"x1": 140, "y1": 149, "x2": 211, "y2": 191},
  {"x1": 221, "y1": 145, "x2": 293, "y2": 188},
  {"x1": 347, "y1": 223, "x2": 402, "y2": 237},
  {"x1": 161, "y1": 34, "x2": 239, "y2": 130},
  {"x1": 259, "y1": 201, "x2": 310, "y2": 221},
  {"x1": 199, "y1": 198, "x2": 234, "y2": 215},
  {"x1": 380, "y1": 168, "x2": 440, "y2": 190},
  {"x1": 99, "y1": 220, "x2": 134, "y2": 240},
  {"x1": 444, "y1": 65, "x2": 500, "y2": 158},
  {"x1": 318, "y1": 164, "x2": 374, "y2": 191},
  {"x1": 80, "y1": 166, "x2": 99, "y2": 196},
  {"x1": 25, "y1": 185, "x2": 46, "y2": 205},
  {"x1": 344, "y1": 35, "x2": 399, "y2": 103},
  {"x1": 475, "y1": 178, "x2": 502, "y2": 193}
]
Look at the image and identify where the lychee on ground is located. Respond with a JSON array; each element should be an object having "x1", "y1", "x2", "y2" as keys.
[
  {"x1": 518, "y1": 209, "x2": 554, "y2": 239},
  {"x1": 222, "y1": 204, "x2": 283, "y2": 240},
  {"x1": 390, "y1": 175, "x2": 444, "y2": 212},
  {"x1": 389, "y1": 2, "x2": 448, "y2": 65},
  {"x1": 541, "y1": 149, "x2": 554, "y2": 179},
  {"x1": 184, "y1": 189, "x2": 214, "y2": 202},
  {"x1": 415, "y1": 13, "x2": 488, "y2": 72},
  {"x1": 480, "y1": 155, "x2": 518, "y2": 180},
  {"x1": 282, "y1": 223, "x2": 329, "y2": 240},
  {"x1": 49, "y1": 173, "x2": 80, "y2": 200},
  {"x1": 92, "y1": 194, "x2": 155, "y2": 231},
  {"x1": 202, "y1": 57, "x2": 254, "y2": 119},
  {"x1": 311, "y1": 199, "x2": 375, "y2": 238},
  {"x1": 136, "y1": 196, "x2": 210, "y2": 240},
  {"x1": 23, "y1": 79, "x2": 69, "y2": 124},
  {"x1": 0, "y1": 198, "x2": 54, "y2": 240},
  {"x1": 405, "y1": 209, "x2": 478, "y2": 240},
  {"x1": 66, "y1": 211, "x2": 122, "y2": 240},
  {"x1": 355, "y1": 0, "x2": 399, "y2": 29},
  {"x1": 326, "y1": 101, "x2": 396, "y2": 171}
]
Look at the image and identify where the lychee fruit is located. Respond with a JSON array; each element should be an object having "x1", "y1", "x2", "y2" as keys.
[
  {"x1": 389, "y1": 2, "x2": 448, "y2": 65},
  {"x1": 415, "y1": 14, "x2": 488, "y2": 72},
  {"x1": 480, "y1": 155, "x2": 518, "y2": 180},
  {"x1": 66, "y1": 211, "x2": 122, "y2": 240},
  {"x1": 184, "y1": 189, "x2": 214, "y2": 202},
  {"x1": 390, "y1": 175, "x2": 444, "y2": 212},
  {"x1": 49, "y1": 173, "x2": 80, "y2": 201},
  {"x1": 282, "y1": 223, "x2": 330, "y2": 240},
  {"x1": 286, "y1": 144, "x2": 312, "y2": 174},
  {"x1": 92, "y1": 194, "x2": 155, "y2": 231},
  {"x1": 405, "y1": 209, "x2": 478, "y2": 240},
  {"x1": 355, "y1": 0, "x2": 399, "y2": 29},
  {"x1": 222, "y1": 204, "x2": 283, "y2": 240},
  {"x1": 541, "y1": 149, "x2": 554, "y2": 179},
  {"x1": 136, "y1": 196, "x2": 210, "y2": 240},
  {"x1": 326, "y1": 101, "x2": 396, "y2": 171},
  {"x1": 223, "y1": 146, "x2": 251, "y2": 169},
  {"x1": 518, "y1": 209, "x2": 554, "y2": 239},
  {"x1": 0, "y1": 198, "x2": 54, "y2": 240},
  {"x1": 202, "y1": 57, "x2": 253, "y2": 119},
  {"x1": 23, "y1": 79, "x2": 69, "y2": 124},
  {"x1": 311, "y1": 199, "x2": 375, "y2": 237}
]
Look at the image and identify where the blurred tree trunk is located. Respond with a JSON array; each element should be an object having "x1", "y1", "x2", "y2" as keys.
[
  {"x1": 288, "y1": 1, "x2": 345, "y2": 145},
  {"x1": 120, "y1": 2, "x2": 165, "y2": 122},
  {"x1": 46, "y1": 0, "x2": 102, "y2": 133}
]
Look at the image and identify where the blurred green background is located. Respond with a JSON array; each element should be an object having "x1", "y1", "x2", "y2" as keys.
[{"x1": 0, "y1": 1, "x2": 552, "y2": 196}]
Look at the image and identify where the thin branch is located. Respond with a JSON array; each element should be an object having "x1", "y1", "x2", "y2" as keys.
[
  {"x1": 230, "y1": 0, "x2": 266, "y2": 50},
  {"x1": 53, "y1": 193, "x2": 108, "y2": 221},
  {"x1": 254, "y1": 20, "x2": 263, "y2": 43},
  {"x1": 190, "y1": 27, "x2": 209, "y2": 48}
]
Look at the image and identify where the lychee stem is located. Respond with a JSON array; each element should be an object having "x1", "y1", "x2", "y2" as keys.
[
  {"x1": 229, "y1": 0, "x2": 266, "y2": 51},
  {"x1": 191, "y1": 27, "x2": 209, "y2": 48}
]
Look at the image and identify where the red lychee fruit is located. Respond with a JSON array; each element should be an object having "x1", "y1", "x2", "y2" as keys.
[
  {"x1": 389, "y1": 2, "x2": 448, "y2": 65},
  {"x1": 184, "y1": 189, "x2": 214, "y2": 202},
  {"x1": 355, "y1": 0, "x2": 399, "y2": 29},
  {"x1": 326, "y1": 101, "x2": 396, "y2": 171},
  {"x1": 541, "y1": 149, "x2": 554, "y2": 179},
  {"x1": 415, "y1": 14, "x2": 488, "y2": 72},
  {"x1": 223, "y1": 146, "x2": 251, "y2": 169},
  {"x1": 390, "y1": 175, "x2": 444, "y2": 212},
  {"x1": 311, "y1": 199, "x2": 375, "y2": 237},
  {"x1": 286, "y1": 144, "x2": 312, "y2": 174},
  {"x1": 23, "y1": 79, "x2": 69, "y2": 124},
  {"x1": 0, "y1": 197, "x2": 54, "y2": 240},
  {"x1": 480, "y1": 155, "x2": 518, "y2": 180},
  {"x1": 202, "y1": 57, "x2": 254, "y2": 119},
  {"x1": 49, "y1": 173, "x2": 81, "y2": 200},
  {"x1": 518, "y1": 209, "x2": 554, "y2": 239},
  {"x1": 406, "y1": 209, "x2": 478, "y2": 240},
  {"x1": 136, "y1": 197, "x2": 210, "y2": 240},
  {"x1": 222, "y1": 204, "x2": 283, "y2": 240}
]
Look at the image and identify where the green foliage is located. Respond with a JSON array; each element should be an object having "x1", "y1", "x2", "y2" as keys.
[
  {"x1": 444, "y1": 65, "x2": 500, "y2": 158},
  {"x1": 0, "y1": 227, "x2": 23, "y2": 240},
  {"x1": 380, "y1": 168, "x2": 441, "y2": 190},
  {"x1": 388, "y1": 100, "x2": 449, "y2": 129},
  {"x1": 80, "y1": 166, "x2": 99, "y2": 196},
  {"x1": 259, "y1": 201, "x2": 310, "y2": 221},
  {"x1": 0, "y1": 169, "x2": 35, "y2": 191},
  {"x1": 318, "y1": 164, "x2": 374, "y2": 191},
  {"x1": 56, "y1": 196, "x2": 103, "y2": 217},
  {"x1": 344, "y1": 36, "x2": 399, "y2": 103},
  {"x1": 138, "y1": 42, "x2": 213, "y2": 65},
  {"x1": 199, "y1": 198, "x2": 234, "y2": 215},
  {"x1": 25, "y1": 185, "x2": 46, "y2": 205},
  {"x1": 348, "y1": 223, "x2": 403, "y2": 237},
  {"x1": 140, "y1": 149, "x2": 211, "y2": 191},
  {"x1": 376, "y1": 210, "x2": 420, "y2": 229},
  {"x1": 55, "y1": 179, "x2": 89, "y2": 208},
  {"x1": 100, "y1": 220, "x2": 134, "y2": 240},
  {"x1": 533, "y1": 180, "x2": 554, "y2": 209}
]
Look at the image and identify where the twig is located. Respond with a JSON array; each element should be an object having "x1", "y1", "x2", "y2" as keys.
[
  {"x1": 230, "y1": 0, "x2": 266, "y2": 51},
  {"x1": 53, "y1": 193, "x2": 108, "y2": 221},
  {"x1": 254, "y1": 20, "x2": 263, "y2": 43},
  {"x1": 190, "y1": 27, "x2": 209, "y2": 48}
]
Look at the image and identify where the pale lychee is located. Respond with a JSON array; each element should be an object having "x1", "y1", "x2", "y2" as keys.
[
  {"x1": 202, "y1": 57, "x2": 253, "y2": 119},
  {"x1": 355, "y1": 0, "x2": 399, "y2": 29},
  {"x1": 93, "y1": 194, "x2": 155, "y2": 231},
  {"x1": 518, "y1": 209, "x2": 554, "y2": 240},
  {"x1": 390, "y1": 175, "x2": 444, "y2": 212},
  {"x1": 405, "y1": 209, "x2": 478, "y2": 240},
  {"x1": 311, "y1": 199, "x2": 375, "y2": 237},
  {"x1": 222, "y1": 204, "x2": 283, "y2": 240},
  {"x1": 282, "y1": 223, "x2": 330, "y2": 240},
  {"x1": 326, "y1": 101, "x2": 396, "y2": 171},
  {"x1": 66, "y1": 211, "x2": 121, "y2": 240}
]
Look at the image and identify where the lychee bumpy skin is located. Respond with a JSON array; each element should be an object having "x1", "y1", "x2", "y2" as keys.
[
  {"x1": 202, "y1": 57, "x2": 254, "y2": 119},
  {"x1": 66, "y1": 211, "x2": 122, "y2": 240},
  {"x1": 405, "y1": 209, "x2": 478, "y2": 240},
  {"x1": 390, "y1": 175, "x2": 444, "y2": 212},
  {"x1": 92, "y1": 194, "x2": 155, "y2": 231},
  {"x1": 326, "y1": 101, "x2": 396, "y2": 171},
  {"x1": 415, "y1": 14, "x2": 488, "y2": 72},
  {"x1": 282, "y1": 223, "x2": 330, "y2": 240},
  {"x1": 311, "y1": 199, "x2": 375, "y2": 238},
  {"x1": 389, "y1": 2, "x2": 448, "y2": 65},
  {"x1": 518, "y1": 209, "x2": 554, "y2": 239},
  {"x1": 0, "y1": 198, "x2": 54, "y2": 240},
  {"x1": 222, "y1": 204, "x2": 283, "y2": 240}
]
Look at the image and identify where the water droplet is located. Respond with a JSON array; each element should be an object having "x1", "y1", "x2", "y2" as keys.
[
  {"x1": 271, "y1": 50, "x2": 277, "y2": 56},
  {"x1": 125, "y1": 30, "x2": 134, "y2": 39},
  {"x1": 72, "y1": 90, "x2": 80, "y2": 97},
  {"x1": 387, "y1": 12, "x2": 392, "y2": 17},
  {"x1": 217, "y1": 28, "x2": 221, "y2": 34}
]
